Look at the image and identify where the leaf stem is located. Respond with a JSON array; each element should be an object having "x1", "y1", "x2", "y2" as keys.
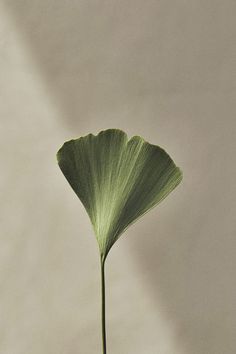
[{"x1": 101, "y1": 257, "x2": 107, "y2": 354}]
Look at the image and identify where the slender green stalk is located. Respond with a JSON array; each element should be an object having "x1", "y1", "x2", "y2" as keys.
[{"x1": 101, "y1": 257, "x2": 107, "y2": 354}]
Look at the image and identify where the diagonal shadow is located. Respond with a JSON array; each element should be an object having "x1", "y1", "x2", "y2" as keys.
[{"x1": 3, "y1": 0, "x2": 165, "y2": 132}]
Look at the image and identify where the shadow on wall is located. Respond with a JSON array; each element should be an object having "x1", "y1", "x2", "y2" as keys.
[
  {"x1": 128, "y1": 171, "x2": 236, "y2": 354},
  {"x1": 3, "y1": 0, "x2": 166, "y2": 132},
  {"x1": 3, "y1": 1, "x2": 236, "y2": 354},
  {"x1": 4, "y1": 1, "x2": 235, "y2": 131}
]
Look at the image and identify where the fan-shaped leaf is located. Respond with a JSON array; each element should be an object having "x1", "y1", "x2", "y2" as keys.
[{"x1": 57, "y1": 129, "x2": 182, "y2": 259}]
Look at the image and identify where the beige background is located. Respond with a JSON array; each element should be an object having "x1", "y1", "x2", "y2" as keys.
[{"x1": 0, "y1": 1, "x2": 236, "y2": 353}]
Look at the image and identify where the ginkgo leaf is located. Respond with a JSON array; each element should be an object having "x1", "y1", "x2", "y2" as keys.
[{"x1": 57, "y1": 129, "x2": 182, "y2": 260}]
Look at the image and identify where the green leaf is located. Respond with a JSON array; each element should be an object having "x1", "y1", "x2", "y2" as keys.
[{"x1": 57, "y1": 129, "x2": 182, "y2": 260}]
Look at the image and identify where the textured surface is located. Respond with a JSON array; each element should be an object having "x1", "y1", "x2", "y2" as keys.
[
  {"x1": 0, "y1": 1, "x2": 236, "y2": 354},
  {"x1": 57, "y1": 129, "x2": 182, "y2": 257}
]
